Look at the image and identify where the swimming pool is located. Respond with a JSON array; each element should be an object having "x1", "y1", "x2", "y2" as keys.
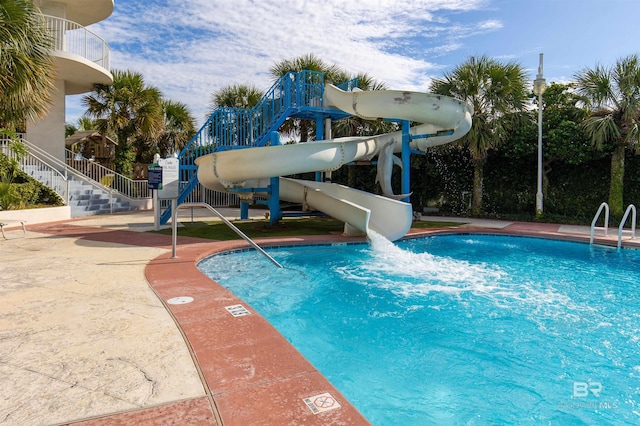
[{"x1": 198, "y1": 233, "x2": 640, "y2": 425}]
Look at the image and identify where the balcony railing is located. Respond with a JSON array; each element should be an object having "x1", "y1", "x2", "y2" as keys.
[{"x1": 43, "y1": 14, "x2": 110, "y2": 69}]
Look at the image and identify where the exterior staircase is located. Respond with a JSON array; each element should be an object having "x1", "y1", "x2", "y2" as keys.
[
  {"x1": 20, "y1": 164, "x2": 136, "y2": 217},
  {"x1": 67, "y1": 178, "x2": 134, "y2": 217},
  {"x1": 3, "y1": 137, "x2": 145, "y2": 218}
]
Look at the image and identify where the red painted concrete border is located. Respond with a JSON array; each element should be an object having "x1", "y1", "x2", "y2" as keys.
[{"x1": 31, "y1": 219, "x2": 639, "y2": 425}]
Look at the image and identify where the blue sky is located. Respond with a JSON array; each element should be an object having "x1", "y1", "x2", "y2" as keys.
[{"x1": 67, "y1": 0, "x2": 640, "y2": 127}]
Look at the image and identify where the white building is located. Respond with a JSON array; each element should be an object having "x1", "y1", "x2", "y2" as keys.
[{"x1": 27, "y1": 0, "x2": 114, "y2": 161}]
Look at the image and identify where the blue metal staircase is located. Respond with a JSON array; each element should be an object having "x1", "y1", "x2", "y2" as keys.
[{"x1": 160, "y1": 70, "x2": 355, "y2": 224}]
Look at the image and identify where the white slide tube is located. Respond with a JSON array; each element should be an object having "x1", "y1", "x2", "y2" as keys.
[
  {"x1": 195, "y1": 85, "x2": 472, "y2": 241},
  {"x1": 323, "y1": 84, "x2": 473, "y2": 152},
  {"x1": 196, "y1": 138, "x2": 378, "y2": 186},
  {"x1": 279, "y1": 178, "x2": 413, "y2": 242}
]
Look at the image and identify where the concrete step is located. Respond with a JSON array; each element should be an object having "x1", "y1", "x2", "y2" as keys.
[{"x1": 21, "y1": 165, "x2": 139, "y2": 217}]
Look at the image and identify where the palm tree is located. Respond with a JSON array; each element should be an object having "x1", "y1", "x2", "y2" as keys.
[
  {"x1": 574, "y1": 54, "x2": 640, "y2": 217},
  {"x1": 330, "y1": 72, "x2": 398, "y2": 190},
  {"x1": 82, "y1": 69, "x2": 163, "y2": 175},
  {"x1": 0, "y1": 0, "x2": 55, "y2": 129},
  {"x1": 156, "y1": 100, "x2": 196, "y2": 158},
  {"x1": 76, "y1": 116, "x2": 97, "y2": 131},
  {"x1": 209, "y1": 84, "x2": 263, "y2": 111},
  {"x1": 270, "y1": 53, "x2": 343, "y2": 84},
  {"x1": 133, "y1": 100, "x2": 196, "y2": 163},
  {"x1": 270, "y1": 54, "x2": 344, "y2": 142},
  {"x1": 66, "y1": 116, "x2": 99, "y2": 137},
  {"x1": 332, "y1": 71, "x2": 397, "y2": 138},
  {"x1": 206, "y1": 84, "x2": 263, "y2": 148},
  {"x1": 430, "y1": 55, "x2": 528, "y2": 215}
]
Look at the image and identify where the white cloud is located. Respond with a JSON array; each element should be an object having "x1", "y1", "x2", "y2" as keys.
[
  {"x1": 69, "y1": 0, "x2": 492, "y2": 125},
  {"x1": 477, "y1": 19, "x2": 502, "y2": 31}
]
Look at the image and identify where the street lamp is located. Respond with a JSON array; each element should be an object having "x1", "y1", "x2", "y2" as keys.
[{"x1": 533, "y1": 53, "x2": 546, "y2": 217}]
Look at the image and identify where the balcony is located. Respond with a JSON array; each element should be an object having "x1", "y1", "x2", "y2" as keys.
[{"x1": 44, "y1": 14, "x2": 112, "y2": 94}]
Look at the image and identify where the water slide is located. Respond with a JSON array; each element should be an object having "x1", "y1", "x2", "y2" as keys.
[{"x1": 195, "y1": 85, "x2": 473, "y2": 241}]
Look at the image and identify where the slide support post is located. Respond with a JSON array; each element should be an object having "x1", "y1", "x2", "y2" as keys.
[
  {"x1": 240, "y1": 201, "x2": 249, "y2": 220},
  {"x1": 401, "y1": 120, "x2": 411, "y2": 202},
  {"x1": 315, "y1": 115, "x2": 325, "y2": 182},
  {"x1": 267, "y1": 130, "x2": 282, "y2": 226},
  {"x1": 268, "y1": 176, "x2": 282, "y2": 226},
  {"x1": 324, "y1": 117, "x2": 332, "y2": 182}
]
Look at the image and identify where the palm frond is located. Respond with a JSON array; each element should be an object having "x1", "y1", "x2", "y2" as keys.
[
  {"x1": 582, "y1": 113, "x2": 620, "y2": 149},
  {"x1": 0, "y1": 0, "x2": 55, "y2": 127}
]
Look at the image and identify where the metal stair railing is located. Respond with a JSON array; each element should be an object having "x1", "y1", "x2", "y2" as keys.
[
  {"x1": 617, "y1": 204, "x2": 637, "y2": 249},
  {"x1": 170, "y1": 202, "x2": 282, "y2": 268},
  {"x1": 4, "y1": 136, "x2": 138, "y2": 209},
  {"x1": 1, "y1": 136, "x2": 69, "y2": 203},
  {"x1": 590, "y1": 202, "x2": 610, "y2": 244},
  {"x1": 7, "y1": 134, "x2": 150, "y2": 200},
  {"x1": 161, "y1": 70, "x2": 330, "y2": 224},
  {"x1": 64, "y1": 148, "x2": 150, "y2": 199},
  {"x1": 178, "y1": 70, "x2": 320, "y2": 161},
  {"x1": 11, "y1": 136, "x2": 149, "y2": 200}
]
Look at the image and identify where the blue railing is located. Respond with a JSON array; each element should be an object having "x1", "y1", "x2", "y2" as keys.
[
  {"x1": 160, "y1": 70, "x2": 353, "y2": 223},
  {"x1": 180, "y1": 70, "x2": 326, "y2": 157}
]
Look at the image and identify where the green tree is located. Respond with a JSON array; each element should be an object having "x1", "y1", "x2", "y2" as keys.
[
  {"x1": 207, "y1": 84, "x2": 264, "y2": 148},
  {"x1": 82, "y1": 70, "x2": 163, "y2": 175},
  {"x1": 76, "y1": 116, "x2": 97, "y2": 131},
  {"x1": 430, "y1": 55, "x2": 528, "y2": 215},
  {"x1": 270, "y1": 53, "x2": 344, "y2": 142},
  {"x1": 159, "y1": 100, "x2": 195, "y2": 156},
  {"x1": 135, "y1": 100, "x2": 195, "y2": 163},
  {"x1": 332, "y1": 72, "x2": 397, "y2": 139},
  {"x1": 65, "y1": 116, "x2": 99, "y2": 137},
  {"x1": 0, "y1": 129, "x2": 27, "y2": 209},
  {"x1": 209, "y1": 84, "x2": 263, "y2": 111},
  {"x1": 539, "y1": 83, "x2": 594, "y2": 205},
  {"x1": 503, "y1": 83, "x2": 591, "y2": 204},
  {"x1": 540, "y1": 83, "x2": 590, "y2": 164},
  {"x1": 0, "y1": 0, "x2": 55, "y2": 129},
  {"x1": 65, "y1": 123, "x2": 78, "y2": 138},
  {"x1": 270, "y1": 53, "x2": 343, "y2": 84},
  {"x1": 574, "y1": 54, "x2": 640, "y2": 217},
  {"x1": 330, "y1": 72, "x2": 398, "y2": 191}
]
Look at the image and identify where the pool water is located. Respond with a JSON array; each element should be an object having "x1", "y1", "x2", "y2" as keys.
[{"x1": 198, "y1": 234, "x2": 640, "y2": 425}]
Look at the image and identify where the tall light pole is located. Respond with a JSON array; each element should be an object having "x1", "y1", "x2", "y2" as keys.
[{"x1": 533, "y1": 53, "x2": 546, "y2": 217}]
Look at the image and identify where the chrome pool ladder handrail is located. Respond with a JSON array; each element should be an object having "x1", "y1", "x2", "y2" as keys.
[
  {"x1": 590, "y1": 202, "x2": 609, "y2": 244},
  {"x1": 617, "y1": 204, "x2": 637, "y2": 249},
  {"x1": 172, "y1": 202, "x2": 283, "y2": 268}
]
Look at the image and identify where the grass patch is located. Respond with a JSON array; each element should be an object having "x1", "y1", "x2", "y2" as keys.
[
  {"x1": 151, "y1": 217, "x2": 464, "y2": 241},
  {"x1": 411, "y1": 220, "x2": 465, "y2": 229}
]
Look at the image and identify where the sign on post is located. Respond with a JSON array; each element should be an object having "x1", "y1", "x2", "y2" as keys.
[
  {"x1": 147, "y1": 165, "x2": 163, "y2": 190},
  {"x1": 148, "y1": 155, "x2": 179, "y2": 232},
  {"x1": 158, "y1": 157, "x2": 179, "y2": 199}
]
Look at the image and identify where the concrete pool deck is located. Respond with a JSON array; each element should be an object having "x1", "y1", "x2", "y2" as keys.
[{"x1": 1, "y1": 210, "x2": 638, "y2": 425}]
